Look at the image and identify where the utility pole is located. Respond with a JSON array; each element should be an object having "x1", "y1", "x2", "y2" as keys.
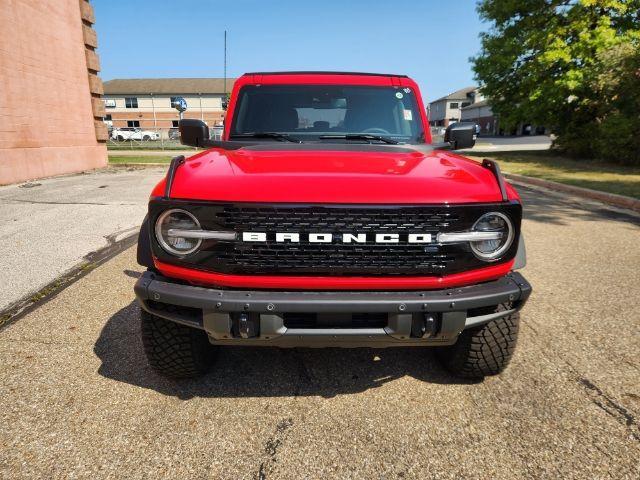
[
  {"x1": 223, "y1": 30, "x2": 227, "y2": 98},
  {"x1": 221, "y1": 30, "x2": 228, "y2": 123}
]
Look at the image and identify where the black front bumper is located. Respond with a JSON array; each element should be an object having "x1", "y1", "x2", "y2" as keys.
[{"x1": 134, "y1": 271, "x2": 531, "y2": 348}]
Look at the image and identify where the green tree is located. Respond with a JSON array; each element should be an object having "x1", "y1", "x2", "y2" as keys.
[
  {"x1": 589, "y1": 42, "x2": 640, "y2": 164},
  {"x1": 472, "y1": 0, "x2": 640, "y2": 163}
]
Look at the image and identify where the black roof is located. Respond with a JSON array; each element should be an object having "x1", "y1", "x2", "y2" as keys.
[
  {"x1": 429, "y1": 86, "x2": 476, "y2": 103},
  {"x1": 103, "y1": 78, "x2": 235, "y2": 94},
  {"x1": 243, "y1": 71, "x2": 409, "y2": 78}
]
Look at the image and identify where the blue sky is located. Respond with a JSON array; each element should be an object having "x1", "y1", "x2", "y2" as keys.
[{"x1": 93, "y1": 0, "x2": 485, "y2": 102}]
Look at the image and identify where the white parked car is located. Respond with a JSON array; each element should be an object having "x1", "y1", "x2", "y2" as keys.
[{"x1": 111, "y1": 127, "x2": 160, "y2": 141}]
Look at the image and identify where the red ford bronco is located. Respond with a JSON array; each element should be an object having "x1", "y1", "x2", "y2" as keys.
[{"x1": 135, "y1": 72, "x2": 531, "y2": 379}]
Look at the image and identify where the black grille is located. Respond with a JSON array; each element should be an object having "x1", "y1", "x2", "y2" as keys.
[
  {"x1": 211, "y1": 206, "x2": 459, "y2": 274},
  {"x1": 215, "y1": 243, "x2": 454, "y2": 273},
  {"x1": 149, "y1": 201, "x2": 522, "y2": 277},
  {"x1": 215, "y1": 206, "x2": 459, "y2": 231}
]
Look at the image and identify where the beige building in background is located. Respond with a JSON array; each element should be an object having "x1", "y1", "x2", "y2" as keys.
[
  {"x1": 427, "y1": 87, "x2": 476, "y2": 128},
  {"x1": 102, "y1": 78, "x2": 236, "y2": 131},
  {"x1": 0, "y1": 0, "x2": 107, "y2": 186}
]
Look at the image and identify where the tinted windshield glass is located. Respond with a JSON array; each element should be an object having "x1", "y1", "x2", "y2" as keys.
[{"x1": 230, "y1": 85, "x2": 425, "y2": 143}]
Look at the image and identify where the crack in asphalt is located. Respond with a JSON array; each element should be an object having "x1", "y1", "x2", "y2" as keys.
[
  {"x1": 254, "y1": 352, "x2": 313, "y2": 478},
  {"x1": 103, "y1": 226, "x2": 140, "y2": 246},
  {"x1": 1, "y1": 338, "x2": 68, "y2": 346},
  {"x1": 578, "y1": 377, "x2": 640, "y2": 442},
  {"x1": 522, "y1": 322, "x2": 640, "y2": 443},
  {"x1": 257, "y1": 418, "x2": 294, "y2": 480},
  {"x1": 292, "y1": 351, "x2": 315, "y2": 397}
]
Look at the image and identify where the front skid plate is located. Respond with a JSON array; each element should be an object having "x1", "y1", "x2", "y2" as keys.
[{"x1": 134, "y1": 272, "x2": 531, "y2": 347}]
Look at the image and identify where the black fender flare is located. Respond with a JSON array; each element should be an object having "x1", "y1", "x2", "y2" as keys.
[
  {"x1": 137, "y1": 214, "x2": 154, "y2": 268},
  {"x1": 513, "y1": 233, "x2": 527, "y2": 270}
]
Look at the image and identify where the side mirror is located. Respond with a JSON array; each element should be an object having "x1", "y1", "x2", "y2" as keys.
[
  {"x1": 179, "y1": 119, "x2": 209, "y2": 147},
  {"x1": 444, "y1": 122, "x2": 477, "y2": 150}
]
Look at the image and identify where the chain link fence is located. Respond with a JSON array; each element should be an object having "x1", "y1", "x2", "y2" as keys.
[{"x1": 106, "y1": 125, "x2": 224, "y2": 150}]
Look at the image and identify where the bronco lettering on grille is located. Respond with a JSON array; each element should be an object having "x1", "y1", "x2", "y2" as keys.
[{"x1": 241, "y1": 232, "x2": 433, "y2": 243}]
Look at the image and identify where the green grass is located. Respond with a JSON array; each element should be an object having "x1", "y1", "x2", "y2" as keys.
[
  {"x1": 467, "y1": 150, "x2": 640, "y2": 199},
  {"x1": 108, "y1": 155, "x2": 173, "y2": 164}
]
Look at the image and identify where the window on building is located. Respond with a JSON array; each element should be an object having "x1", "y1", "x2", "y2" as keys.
[
  {"x1": 450, "y1": 102, "x2": 459, "y2": 109},
  {"x1": 171, "y1": 120, "x2": 179, "y2": 127},
  {"x1": 104, "y1": 114, "x2": 112, "y2": 121},
  {"x1": 461, "y1": 102, "x2": 471, "y2": 108},
  {"x1": 127, "y1": 120, "x2": 140, "y2": 128},
  {"x1": 125, "y1": 97, "x2": 138, "y2": 108},
  {"x1": 104, "y1": 99, "x2": 116, "y2": 108}
]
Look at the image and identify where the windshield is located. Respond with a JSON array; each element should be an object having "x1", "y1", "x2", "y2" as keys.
[{"x1": 230, "y1": 85, "x2": 425, "y2": 144}]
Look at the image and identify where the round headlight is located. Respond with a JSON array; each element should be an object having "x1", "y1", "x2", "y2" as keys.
[
  {"x1": 470, "y1": 212, "x2": 514, "y2": 261},
  {"x1": 155, "y1": 209, "x2": 202, "y2": 256}
]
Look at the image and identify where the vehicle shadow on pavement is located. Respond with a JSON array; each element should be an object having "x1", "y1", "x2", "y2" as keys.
[
  {"x1": 519, "y1": 187, "x2": 640, "y2": 226},
  {"x1": 94, "y1": 301, "x2": 477, "y2": 400}
]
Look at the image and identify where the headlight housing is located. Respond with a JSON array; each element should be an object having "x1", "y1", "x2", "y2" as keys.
[
  {"x1": 470, "y1": 212, "x2": 514, "y2": 261},
  {"x1": 155, "y1": 209, "x2": 202, "y2": 256}
]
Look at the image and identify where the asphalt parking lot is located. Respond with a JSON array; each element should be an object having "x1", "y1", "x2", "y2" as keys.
[{"x1": 1, "y1": 185, "x2": 639, "y2": 479}]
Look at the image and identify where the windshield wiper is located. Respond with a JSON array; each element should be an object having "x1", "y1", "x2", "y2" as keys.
[
  {"x1": 230, "y1": 132, "x2": 302, "y2": 143},
  {"x1": 318, "y1": 134, "x2": 399, "y2": 145}
]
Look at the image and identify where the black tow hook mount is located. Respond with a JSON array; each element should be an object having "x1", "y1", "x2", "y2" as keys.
[
  {"x1": 234, "y1": 313, "x2": 260, "y2": 339},
  {"x1": 411, "y1": 313, "x2": 440, "y2": 338}
]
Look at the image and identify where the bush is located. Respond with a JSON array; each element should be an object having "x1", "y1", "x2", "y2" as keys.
[{"x1": 595, "y1": 114, "x2": 640, "y2": 166}]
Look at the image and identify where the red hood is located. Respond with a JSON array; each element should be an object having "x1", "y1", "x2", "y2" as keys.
[{"x1": 156, "y1": 146, "x2": 518, "y2": 204}]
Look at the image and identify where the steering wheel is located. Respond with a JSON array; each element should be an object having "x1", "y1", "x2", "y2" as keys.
[{"x1": 361, "y1": 127, "x2": 390, "y2": 135}]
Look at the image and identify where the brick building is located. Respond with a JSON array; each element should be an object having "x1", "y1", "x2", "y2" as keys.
[
  {"x1": 0, "y1": 0, "x2": 107, "y2": 185},
  {"x1": 460, "y1": 89, "x2": 498, "y2": 135},
  {"x1": 102, "y1": 78, "x2": 236, "y2": 131}
]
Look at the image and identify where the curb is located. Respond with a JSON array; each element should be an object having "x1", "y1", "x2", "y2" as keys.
[
  {"x1": 504, "y1": 172, "x2": 640, "y2": 213},
  {"x1": 106, "y1": 150, "x2": 197, "y2": 155},
  {"x1": 108, "y1": 163, "x2": 169, "y2": 167}
]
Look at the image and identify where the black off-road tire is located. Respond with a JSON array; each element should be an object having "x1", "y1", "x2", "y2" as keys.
[
  {"x1": 140, "y1": 309, "x2": 216, "y2": 378},
  {"x1": 436, "y1": 308, "x2": 520, "y2": 379}
]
